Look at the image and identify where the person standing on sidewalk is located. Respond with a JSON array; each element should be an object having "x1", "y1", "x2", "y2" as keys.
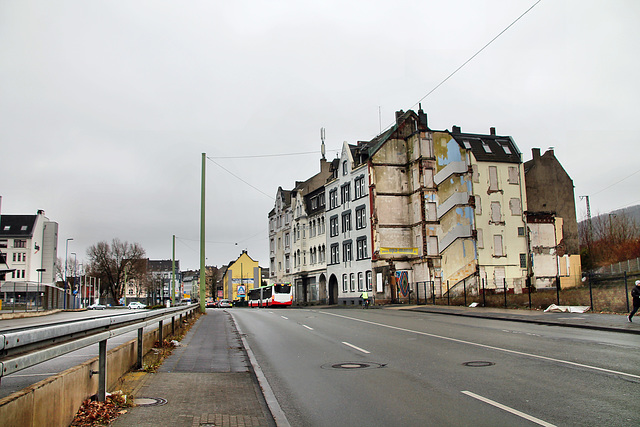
[{"x1": 629, "y1": 280, "x2": 640, "y2": 322}]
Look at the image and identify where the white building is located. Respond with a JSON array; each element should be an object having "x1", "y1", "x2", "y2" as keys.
[
  {"x1": 0, "y1": 210, "x2": 58, "y2": 284},
  {"x1": 326, "y1": 142, "x2": 373, "y2": 305}
]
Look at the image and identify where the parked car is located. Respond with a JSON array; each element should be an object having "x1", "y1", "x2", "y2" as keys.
[
  {"x1": 217, "y1": 299, "x2": 232, "y2": 308},
  {"x1": 127, "y1": 302, "x2": 146, "y2": 309},
  {"x1": 87, "y1": 303, "x2": 106, "y2": 310}
]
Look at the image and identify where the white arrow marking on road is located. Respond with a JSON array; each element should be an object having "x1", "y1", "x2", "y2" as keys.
[
  {"x1": 342, "y1": 341, "x2": 370, "y2": 354},
  {"x1": 462, "y1": 391, "x2": 556, "y2": 427}
]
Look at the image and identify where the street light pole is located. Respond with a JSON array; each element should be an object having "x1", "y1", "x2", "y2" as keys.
[
  {"x1": 71, "y1": 252, "x2": 77, "y2": 309},
  {"x1": 64, "y1": 238, "x2": 73, "y2": 309}
]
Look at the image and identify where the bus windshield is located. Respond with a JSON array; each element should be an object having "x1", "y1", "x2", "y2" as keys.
[{"x1": 274, "y1": 284, "x2": 291, "y2": 294}]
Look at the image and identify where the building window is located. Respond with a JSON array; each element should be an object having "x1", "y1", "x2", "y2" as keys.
[
  {"x1": 331, "y1": 244, "x2": 340, "y2": 265},
  {"x1": 475, "y1": 196, "x2": 482, "y2": 215},
  {"x1": 342, "y1": 211, "x2": 352, "y2": 233},
  {"x1": 343, "y1": 274, "x2": 348, "y2": 292},
  {"x1": 358, "y1": 272, "x2": 364, "y2": 291},
  {"x1": 354, "y1": 176, "x2": 366, "y2": 199},
  {"x1": 343, "y1": 161, "x2": 348, "y2": 175},
  {"x1": 366, "y1": 271, "x2": 372, "y2": 291},
  {"x1": 350, "y1": 273, "x2": 355, "y2": 292},
  {"x1": 341, "y1": 184, "x2": 351, "y2": 204},
  {"x1": 285, "y1": 233, "x2": 290, "y2": 247},
  {"x1": 329, "y1": 189, "x2": 338, "y2": 209},
  {"x1": 343, "y1": 242, "x2": 352, "y2": 262},
  {"x1": 520, "y1": 253, "x2": 527, "y2": 269},
  {"x1": 357, "y1": 237, "x2": 368, "y2": 260},
  {"x1": 356, "y1": 206, "x2": 366, "y2": 229},
  {"x1": 330, "y1": 216, "x2": 339, "y2": 237},
  {"x1": 518, "y1": 227, "x2": 525, "y2": 237},
  {"x1": 14, "y1": 240, "x2": 26, "y2": 248}
]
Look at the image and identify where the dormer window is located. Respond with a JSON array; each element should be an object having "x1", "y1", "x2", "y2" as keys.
[
  {"x1": 463, "y1": 140, "x2": 472, "y2": 149},
  {"x1": 501, "y1": 144, "x2": 512, "y2": 154},
  {"x1": 482, "y1": 142, "x2": 492, "y2": 153}
]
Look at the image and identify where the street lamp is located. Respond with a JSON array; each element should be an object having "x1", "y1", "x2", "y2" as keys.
[
  {"x1": 64, "y1": 238, "x2": 73, "y2": 309},
  {"x1": 71, "y1": 252, "x2": 77, "y2": 309},
  {"x1": 36, "y1": 268, "x2": 46, "y2": 312}
]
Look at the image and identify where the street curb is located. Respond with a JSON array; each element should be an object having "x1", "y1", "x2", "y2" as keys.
[{"x1": 400, "y1": 307, "x2": 640, "y2": 335}]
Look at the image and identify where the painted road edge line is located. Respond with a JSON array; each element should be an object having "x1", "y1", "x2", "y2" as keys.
[
  {"x1": 342, "y1": 341, "x2": 371, "y2": 354},
  {"x1": 462, "y1": 391, "x2": 556, "y2": 427},
  {"x1": 231, "y1": 313, "x2": 291, "y2": 427}
]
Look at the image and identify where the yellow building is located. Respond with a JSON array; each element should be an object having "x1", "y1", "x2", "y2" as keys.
[{"x1": 223, "y1": 251, "x2": 262, "y2": 302}]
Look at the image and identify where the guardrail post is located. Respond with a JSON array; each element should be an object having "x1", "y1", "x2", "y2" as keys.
[
  {"x1": 137, "y1": 328, "x2": 143, "y2": 369},
  {"x1": 172, "y1": 316, "x2": 175, "y2": 335},
  {"x1": 98, "y1": 340, "x2": 107, "y2": 402},
  {"x1": 158, "y1": 320, "x2": 164, "y2": 344}
]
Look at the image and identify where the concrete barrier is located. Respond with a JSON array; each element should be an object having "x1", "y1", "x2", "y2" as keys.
[{"x1": 0, "y1": 316, "x2": 184, "y2": 426}]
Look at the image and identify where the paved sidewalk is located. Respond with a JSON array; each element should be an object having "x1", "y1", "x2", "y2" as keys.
[
  {"x1": 112, "y1": 310, "x2": 276, "y2": 427},
  {"x1": 389, "y1": 304, "x2": 640, "y2": 334}
]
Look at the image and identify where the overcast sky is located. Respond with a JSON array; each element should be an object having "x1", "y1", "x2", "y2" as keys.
[{"x1": 1, "y1": 0, "x2": 638, "y2": 272}]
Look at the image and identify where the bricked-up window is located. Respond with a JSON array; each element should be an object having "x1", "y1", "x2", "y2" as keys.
[
  {"x1": 508, "y1": 166, "x2": 519, "y2": 184},
  {"x1": 491, "y1": 201, "x2": 502, "y2": 223},
  {"x1": 423, "y1": 167, "x2": 434, "y2": 187},
  {"x1": 475, "y1": 195, "x2": 482, "y2": 215},
  {"x1": 509, "y1": 198, "x2": 522, "y2": 215},
  {"x1": 477, "y1": 228, "x2": 484, "y2": 248},
  {"x1": 488, "y1": 166, "x2": 499, "y2": 192},
  {"x1": 493, "y1": 235, "x2": 504, "y2": 257},
  {"x1": 472, "y1": 165, "x2": 479, "y2": 183}
]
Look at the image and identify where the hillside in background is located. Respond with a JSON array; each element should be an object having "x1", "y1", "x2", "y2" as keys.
[{"x1": 579, "y1": 204, "x2": 640, "y2": 227}]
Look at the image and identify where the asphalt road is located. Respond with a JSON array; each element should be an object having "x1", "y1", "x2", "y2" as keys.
[{"x1": 231, "y1": 307, "x2": 640, "y2": 427}]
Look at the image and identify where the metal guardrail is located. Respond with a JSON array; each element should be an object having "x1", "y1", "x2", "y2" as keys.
[{"x1": 0, "y1": 304, "x2": 198, "y2": 401}]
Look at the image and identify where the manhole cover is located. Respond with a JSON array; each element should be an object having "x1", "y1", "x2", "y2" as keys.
[
  {"x1": 133, "y1": 397, "x2": 168, "y2": 407},
  {"x1": 321, "y1": 362, "x2": 386, "y2": 370},
  {"x1": 462, "y1": 361, "x2": 495, "y2": 367}
]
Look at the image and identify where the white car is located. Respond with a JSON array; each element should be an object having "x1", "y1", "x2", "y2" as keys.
[
  {"x1": 127, "y1": 302, "x2": 146, "y2": 309},
  {"x1": 87, "y1": 303, "x2": 106, "y2": 310}
]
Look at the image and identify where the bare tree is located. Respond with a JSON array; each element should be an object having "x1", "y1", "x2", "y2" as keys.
[{"x1": 87, "y1": 239, "x2": 146, "y2": 305}]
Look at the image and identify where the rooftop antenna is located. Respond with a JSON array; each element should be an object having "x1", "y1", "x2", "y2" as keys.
[{"x1": 320, "y1": 127, "x2": 326, "y2": 160}]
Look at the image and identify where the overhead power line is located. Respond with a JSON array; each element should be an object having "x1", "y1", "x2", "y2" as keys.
[{"x1": 206, "y1": 156, "x2": 275, "y2": 200}]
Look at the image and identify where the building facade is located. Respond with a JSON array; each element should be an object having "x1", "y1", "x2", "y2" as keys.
[
  {"x1": 0, "y1": 210, "x2": 58, "y2": 284},
  {"x1": 326, "y1": 141, "x2": 373, "y2": 305},
  {"x1": 223, "y1": 250, "x2": 261, "y2": 303}
]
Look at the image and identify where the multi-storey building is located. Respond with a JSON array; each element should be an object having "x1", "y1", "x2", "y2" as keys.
[
  {"x1": 0, "y1": 210, "x2": 58, "y2": 284},
  {"x1": 290, "y1": 159, "x2": 331, "y2": 303},
  {"x1": 269, "y1": 187, "x2": 292, "y2": 284},
  {"x1": 222, "y1": 250, "x2": 261, "y2": 303},
  {"x1": 368, "y1": 110, "x2": 529, "y2": 302},
  {"x1": 524, "y1": 148, "x2": 582, "y2": 288},
  {"x1": 326, "y1": 141, "x2": 373, "y2": 305}
]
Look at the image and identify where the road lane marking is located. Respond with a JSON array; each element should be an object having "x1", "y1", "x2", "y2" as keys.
[
  {"x1": 322, "y1": 312, "x2": 640, "y2": 381},
  {"x1": 281, "y1": 316, "x2": 289, "y2": 320},
  {"x1": 342, "y1": 341, "x2": 371, "y2": 354},
  {"x1": 303, "y1": 325, "x2": 314, "y2": 330},
  {"x1": 462, "y1": 391, "x2": 556, "y2": 427}
]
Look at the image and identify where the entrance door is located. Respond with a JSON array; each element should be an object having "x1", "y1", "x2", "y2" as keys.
[{"x1": 328, "y1": 275, "x2": 339, "y2": 305}]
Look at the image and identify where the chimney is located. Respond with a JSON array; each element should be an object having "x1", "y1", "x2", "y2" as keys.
[
  {"x1": 452, "y1": 125, "x2": 461, "y2": 134},
  {"x1": 532, "y1": 148, "x2": 541, "y2": 159},
  {"x1": 490, "y1": 127, "x2": 496, "y2": 135},
  {"x1": 418, "y1": 103, "x2": 428, "y2": 130},
  {"x1": 395, "y1": 110, "x2": 405, "y2": 124}
]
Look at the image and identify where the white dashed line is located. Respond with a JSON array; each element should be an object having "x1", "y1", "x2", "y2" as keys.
[
  {"x1": 342, "y1": 341, "x2": 370, "y2": 354},
  {"x1": 303, "y1": 325, "x2": 314, "y2": 330},
  {"x1": 462, "y1": 391, "x2": 556, "y2": 427}
]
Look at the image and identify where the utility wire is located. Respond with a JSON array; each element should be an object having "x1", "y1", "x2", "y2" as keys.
[
  {"x1": 210, "y1": 150, "x2": 339, "y2": 159},
  {"x1": 411, "y1": 0, "x2": 542, "y2": 111},
  {"x1": 591, "y1": 168, "x2": 640, "y2": 197},
  {"x1": 206, "y1": 156, "x2": 275, "y2": 200}
]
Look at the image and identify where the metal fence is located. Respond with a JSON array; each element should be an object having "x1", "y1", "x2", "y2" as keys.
[
  {"x1": 597, "y1": 257, "x2": 640, "y2": 275},
  {"x1": 413, "y1": 271, "x2": 639, "y2": 314}
]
